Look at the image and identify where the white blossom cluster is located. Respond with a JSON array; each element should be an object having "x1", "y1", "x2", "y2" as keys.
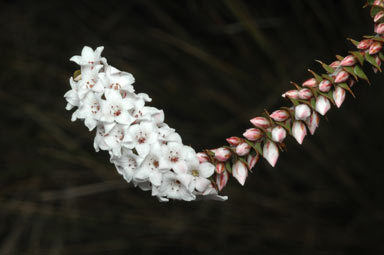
[{"x1": 64, "y1": 46, "x2": 227, "y2": 202}]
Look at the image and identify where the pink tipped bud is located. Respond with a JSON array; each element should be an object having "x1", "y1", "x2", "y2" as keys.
[
  {"x1": 215, "y1": 162, "x2": 225, "y2": 174},
  {"x1": 232, "y1": 161, "x2": 248, "y2": 186},
  {"x1": 295, "y1": 104, "x2": 312, "y2": 121},
  {"x1": 374, "y1": 0, "x2": 384, "y2": 7},
  {"x1": 302, "y1": 78, "x2": 317, "y2": 88},
  {"x1": 376, "y1": 55, "x2": 382, "y2": 67},
  {"x1": 236, "y1": 142, "x2": 251, "y2": 156},
  {"x1": 292, "y1": 121, "x2": 307, "y2": 145},
  {"x1": 197, "y1": 152, "x2": 209, "y2": 163},
  {"x1": 214, "y1": 147, "x2": 232, "y2": 162},
  {"x1": 316, "y1": 95, "x2": 331, "y2": 116},
  {"x1": 340, "y1": 55, "x2": 356, "y2": 67},
  {"x1": 358, "y1": 39, "x2": 373, "y2": 50},
  {"x1": 376, "y1": 23, "x2": 384, "y2": 35},
  {"x1": 243, "y1": 128, "x2": 263, "y2": 141},
  {"x1": 226, "y1": 136, "x2": 242, "y2": 146},
  {"x1": 348, "y1": 78, "x2": 356, "y2": 87},
  {"x1": 263, "y1": 140, "x2": 279, "y2": 167},
  {"x1": 329, "y1": 60, "x2": 341, "y2": 68},
  {"x1": 298, "y1": 88, "x2": 313, "y2": 100},
  {"x1": 216, "y1": 171, "x2": 229, "y2": 191},
  {"x1": 319, "y1": 79, "x2": 332, "y2": 92},
  {"x1": 375, "y1": 11, "x2": 384, "y2": 23},
  {"x1": 247, "y1": 154, "x2": 259, "y2": 170},
  {"x1": 305, "y1": 112, "x2": 320, "y2": 135},
  {"x1": 333, "y1": 87, "x2": 346, "y2": 108},
  {"x1": 250, "y1": 117, "x2": 270, "y2": 129},
  {"x1": 369, "y1": 41, "x2": 382, "y2": 55},
  {"x1": 270, "y1": 110, "x2": 290, "y2": 122},
  {"x1": 271, "y1": 126, "x2": 287, "y2": 143},
  {"x1": 282, "y1": 90, "x2": 299, "y2": 99},
  {"x1": 334, "y1": 71, "x2": 349, "y2": 83}
]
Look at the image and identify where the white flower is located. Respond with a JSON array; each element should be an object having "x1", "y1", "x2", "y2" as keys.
[
  {"x1": 64, "y1": 77, "x2": 80, "y2": 110},
  {"x1": 178, "y1": 159, "x2": 215, "y2": 192},
  {"x1": 110, "y1": 148, "x2": 143, "y2": 183},
  {"x1": 156, "y1": 172, "x2": 196, "y2": 201},
  {"x1": 70, "y1": 46, "x2": 106, "y2": 68},
  {"x1": 103, "y1": 124, "x2": 132, "y2": 157},
  {"x1": 127, "y1": 121, "x2": 158, "y2": 157},
  {"x1": 71, "y1": 92, "x2": 102, "y2": 131},
  {"x1": 161, "y1": 142, "x2": 190, "y2": 174},
  {"x1": 100, "y1": 90, "x2": 134, "y2": 125},
  {"x1": 99, "y1": 65, "x2": 135, "y2": 93},
  {"x1": 157, "y1": 124, "x2": 182, "y2": 145},
  {"x1": 77, "y1": 65, "x2": 104, "y2": 99}
]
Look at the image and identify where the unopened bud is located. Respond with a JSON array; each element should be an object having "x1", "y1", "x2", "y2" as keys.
[
  {"x1": 270, "y1": 110, "x2": 290, "y2": 122},
  {"x1": 197, "y1": 152, "x2": 209, "y2": 163},
  {"x1": 243, "y1": 128, "x2": 263, "y2": 141},
  {"x1": 292, "y1": 120, "x2": 307, "y2": 145},
  {"x1": 216, "y1": 171, "x2": 229, "y2": 191},
  {"x1": 232, "y1": 161, "x2": 248, "y2": 186},
  {"x1": 215, "y1": 162, "x2": 225, "y2": 174},
  {"x1": 282, "y1": 90, "x2": 299, "y2": 99},
  {"x1": 329, "y1": 60, "x2": 341, "y2": 68},
  {"x1": 333, "y1": 86, "x2": 346, "y2": 108},
  {"x1": 295, "y1": 104, "x2": 312, "y2": 121},
  {"x1": 305, "y1": 112, "x2": 320, "y2": 135},
  {"x1": 298, "y1": 88, "x2": 313, "y2": 100},
  {"x1": 316, "y1": 95, "x2": 331, "y2": 116},
  {"x1": 340, "y1": 55, "x2": 356, "y2": 66},
  {"x1": 302, "y1": 78, "x2": 317, "y2": 88},
  {"x1": 334, "y1": 71, "x2": 349, "y2": 83},
  {"x1": 319, "y1": 79, "x2": 332, "y2": 92},
  {"x1": 357, "y1": 39, "x2": 373, "y2": 50},
  {"x1": 214, "y1": 147, "x2": 232, "y2": 162},
  {"x1": 247, "y1": 154, "x2": 259, "y2": 170},
  {"x1": 250, "y1": 117, "x2": 270, "y2": 129},
  {"x1": 374, "y1": 0, "x2": 384, "y2": 7},
  {"x1": 236, "y1": 143, "x2": 251, "y2": 156},
  {"x1": 271, "y1": 126, "x2": 287, "y2": 143},
  {"x1": 376, "y1": 23, "x2": 384, "y2": 35},
  {"x1": 375, "y1": 11, "x2": 384, "y2": 22},
  {"x1": 263, "y1": 140, "x2": 279, "y2": 167},
  {"x1": 369, "y1": 41, "x2": 382, "y2": 55},
  {"x1": 226, "y1": 136, "x2": 242, "y2": 146}
]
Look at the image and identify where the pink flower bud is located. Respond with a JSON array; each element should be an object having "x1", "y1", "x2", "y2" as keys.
[
  {"x1": 247, "y1": 154, "x2": 259, "y2": 170},
  {"x1": 376, "y1": 55, "x2": 382, "y2": 67},
  {"x1": 302, "y1": 78, "x2": 317, "y2": 88},
  {"x1": 216, "y1": 171, "x2": 229, "y2": 191},
  {"x1": 348, "y1": 78, "x2": 356, "y2": 87},
  {"x1": 374, "y1": 11, "x2": 384, "y2": 22},
  {"x1": 215, "y1": 147, "x2": 232, "y2": 162},
  {"x1": 305, "y1": 112, "x2": 320, "y2": 135},
  {"x1": 232, "y1": 161, "x2": 248, "y2": 186},
  {"x1": 197, "y1": 152, "x2": 209, "y2": 163},
  {"x1": 282, "y1": 90, "x2": 299, "y2": 99},
  {"x1": 215, "y1": 162, "x2": 225, "y2": 174},
  {"x1": 271, "y1": 126, "x2": 287, "y2": 143},
  {"x1": 369, "y1": 41, "x2": 382, "y2": 55},
  {"x1": 263, "y1": 140, "x2": 279, "y2": 167},
  {"x1": 298, "y1": 88, "x2": 313, "y2": 100},
  {"x1": 226, "y1": 136, "x2": 242, "y2": 146},
  {"x1": 334, "y1": 71, "x2": 349, "y2": 83},
  {"x1": 236, "y1": 142, "x2": 251, "y2": 156},
  {"x1": 316, "y1": 95, "x2": 331, "y2": 116},
  {"x1": 270, "y1": 110, "x2": 290, "y2": 122},
  {"x1": 374, "y1": 0, "x2": 384, "y2": 7},
  {"x1": 319, "y1": 79, "x2": 332, "y2": 92},
  {"x1": 329, "y1": 60, "x2": 341, "y2": 68},
  {"x1": 292, "y1": 121, "x2": 307, "y2": 144},
  {"x1": 243, "y1": 128, "x2": 263, "y2": 141},
  {"x1": 250, "y1": 117, "x2": 270, "y2": 129},
  {"x1": 295, "y1": 104, "x2": 312, "y2": 121},
  {"x1": 333, "y1": 87, "x2": 346, "y2": 108},
  {"x1": 375, "y1": 23, "x2": 384, "y2": 34},
  {"x1": 340, "y1": 55, "x2": 356, "y2": 67},
  {"x1": 358, "y1": 39, "x2": 373, "y2": 50}
]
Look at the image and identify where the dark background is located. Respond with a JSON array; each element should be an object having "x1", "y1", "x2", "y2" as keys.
[{"x1": 1, "y1": 0, "x2": 384, "y2": 254}]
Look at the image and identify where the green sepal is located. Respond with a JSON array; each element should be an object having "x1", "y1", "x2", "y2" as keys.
[
  {"x1": 354, "y1": 65, "x2": 370, "y2": 84},
  {"x1": 318, "y1": 90, "x2": 335, "y2": 104},
  {"x1": 364, "y1": 35, "x2": 384, "y2": 43},
  {"x1": 289, "y1": 98, "x2": 300, "y2": 106},
  {"x1": 308, "y1": 69, "x2": 322, "y2": 83},
  {"x1": 337, "y1": 83, "x2": 356, "y2": 98},
  {"x1": 316, "y1": 60, "x2": 335, "y2": 73},
  {"x1": 365, "y1": 53, "x2": 382, "y2": 71},
  {"x1": 238, "y1": 158, "x2": 249, "y2": 169},
  {"x1": 310, "y1": 97, "x2": 316, "y2": 109},
  {"x1": 336, "y1": 55, "x2": 344, "y2": 61},
  {"x1": 349, "y1": 51, "x2": 365, "y2": 66},
  {"x1": 275, "y1": 119, "x2": 292, "y2": 135},
  {"x1": 73, "y1": 70, "x2": 81, "y2": 79},
  {"x1": 370, "y1": 5, "x2": 384, "y2": 18},
  {"x1": 343, "y1": 66, "x2": 358, "y2": 80},
  {"x1": 347, "y1": 38, "x2": 360, "y2": 47},
  {"x1": 244, "y1": 140, "x2": 263, "y2": 156},
  {"x1": 225, "y1": 161, "x2": 232, "y2": 174},
  {"x1": 321, "y1": 74, "x2": 335, "y2": 83}
]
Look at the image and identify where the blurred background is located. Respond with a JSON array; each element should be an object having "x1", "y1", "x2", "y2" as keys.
[{"x1": 1, "y1": 0, "x2": 384, "y2": 254}]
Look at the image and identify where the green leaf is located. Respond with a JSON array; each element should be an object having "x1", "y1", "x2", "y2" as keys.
[
  {"x1": 349, "y1": 51, "x2": 365, "y2": 66},
  {"x1": 347, "y1": 38, "x2": 360, "y2": 47},
  {"x1": 254, "y1": 142, "x2": 263, "y2": 156},
  {"x1": 310, "y1": 97, "x2": 316, "y2": 109},
  {"x1": 73, "y1": 70, "x2": 81, "y2": 79},
  {"x1": 335, "y1": 55, "x2": 344, "y2": 61},
  {"x1": 289, "y1": 98, "x2": 300, "y2": 106},
  {"x1": 365, "y1": 53, "x2": 382, "y2": 71},
  {"x1": 337, "y1": 83, "x2": 356, "y2": 98},
  {"x1": 239, "y1": 158, "x2": 249, "y2": 169},
  {"x1": 370, "y1": 5, "x2": 384, "y2": 18},
  {"x1": 308, "y1": 69, "x2": 322, "y2": 83},
  {"x1": 316, "y1": 60, "x2": 335, "y2": 73},
  {"x1": 343, "y1": 66, "x2": 358, "y2": 80},
  {"x1": 354, "y1": 65, "x2": 370, "y2": 84},
  {"x1": 321, "y1": 74, "x2": 335, "y2": 83},
  {"x1": 225, "y1": 161, "x2": 232, "y2": 174}
]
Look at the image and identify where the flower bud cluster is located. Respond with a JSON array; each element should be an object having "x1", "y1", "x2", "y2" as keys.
[{"x1": 65, "y1": 46, "x2": 227, "y2": 202}]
